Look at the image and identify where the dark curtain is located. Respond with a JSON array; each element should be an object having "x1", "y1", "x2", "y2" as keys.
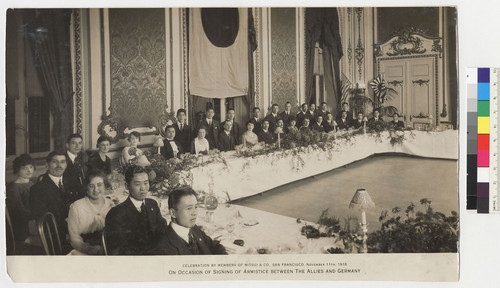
[
  {"x1": 305, "y1": 8, "x2": 343, "y2": 114},
  {"x1": 28, "y1": 9, "x2": 74, "y2": 152},
  {"x1": 245, "y1": 8, "x2": 258, "y2": 111}
]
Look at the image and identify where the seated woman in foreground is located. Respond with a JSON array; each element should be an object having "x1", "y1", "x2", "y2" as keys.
[
  {"x1": 241, "y1": 120, "x2": 259, "y2": 147},
  {"x1": 68, "y1": 172, "x2": 114, "y2": 255},
  {"x1": 120, "y1": 131, "x2": 151, "y2": 167},
  {"x1": 191, "y1": 127, "x2": 210, "y2": 156}
]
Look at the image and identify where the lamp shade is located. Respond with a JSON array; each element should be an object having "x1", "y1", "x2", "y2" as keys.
[{"x1": 349, "y1": 188, "x2": 375, "y2": 209}]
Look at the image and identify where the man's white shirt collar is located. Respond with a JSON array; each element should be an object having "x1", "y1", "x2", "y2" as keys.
[
  {"x1": 130, "y1": 197, "x2": 145, "y2": 213},
  {"x1": 48, "y1": 174, "x2": 63, "y2": 187},
  {"x1": 171, "y1": 222, "x2": 191, "y2": 243},
  {"x1": 67, "y1": 151, "x2": 77, "y2": 163}
]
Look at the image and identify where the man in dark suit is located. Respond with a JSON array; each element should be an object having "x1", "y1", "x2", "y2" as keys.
[
  {"x1": 263, "y1": 103, "x2": 281, "y2": 133},
  {"x1": 220, "y1": 108, "x2": 240, "y2": 145},
  {"x1": 296, "y1": 103, "x2": 311, "y2": 128},
  {"x1": 64, "y1": 133, "x2": 88, "y2": 196},
  {"x1": 249, "y1": 107, "x2": 262, "y2": 135},
  {"x1": 353, "y1": 112, "x2": 367, "y2": 130},
  {"x1": 196, "y1": 107, "x2": 219, "y2": 149},
  {"x1": 174, "y1": 108, "x2": 191, "y2": 154},
  {"x1": 30, "y1": 151, "x2": 82, "y2": 253},
  {"x1": 217, "y1": 121, "x2": 236, "y2": 152},
  {"x1": 337, "y1": 111, "x2": 352, "y2": 131},
  {"x1": 317, "y1": 102, "x2": 329, "y2": 119},
  {"x1": 336, "y1": 102, "x2": 353, "y2": 123},
  {"x1": 387, "y1": 113, "x2": 405, "y2": 130},
  {"x1": 279, "y1": 102, "x2": 293, "y2": 126},
  {"x1": 161, "y1": 125, "x2": 182, "y2": 160},
  {"x1": 368, "y1": 109, "x2": 386, "y2": 131},
  {"x1": 159, "y1": 187, "x2": 227, "y2": 255},
  {"x1": 307, "y1": 103, "x2": 317, "y2": 121},
  {"x1": 311, "y1": 115, "x2": 325, "y2": 133},
  {"x1": 258, "y1": 120, "x2": 275, "y2": 144},
  {"x1": 105, "y1": 165, "x2": 167, "y2": 255}
]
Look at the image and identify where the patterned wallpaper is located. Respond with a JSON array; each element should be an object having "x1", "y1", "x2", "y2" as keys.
[
  {"x1": 271, "y1": 8, "x2": 298, "y2": 109},
  {"x1": 109, "y1": 9, "x2": 166, "y2": 130}
]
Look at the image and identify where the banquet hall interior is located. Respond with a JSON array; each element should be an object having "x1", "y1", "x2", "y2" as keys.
[{"x1": 4, "y1": 7, "x2": 458, "y2": 255}]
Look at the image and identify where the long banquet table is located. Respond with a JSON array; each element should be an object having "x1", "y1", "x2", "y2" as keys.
[
  {"x1": 191, "y1": 130, "x2": 458, "y2": 202},
  {"x1": 87, "y1": 129, "x2": 457, "y2": 255}
]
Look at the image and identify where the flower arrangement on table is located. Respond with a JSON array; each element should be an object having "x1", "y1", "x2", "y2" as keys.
[
  {"x1": 145, "y1": 150, "x2": 228, "y2": 197},
  {"x1": 388, "y1": 128, "x2": 416, "y2": 146}
]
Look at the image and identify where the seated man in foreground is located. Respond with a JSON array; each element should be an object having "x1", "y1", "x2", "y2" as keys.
[
  {"x1": 160, "y1": 187, "x2": 227, "y2": 255},
  {"x1": 105, "y1": 165, "x2": 167, "y2": 255}
]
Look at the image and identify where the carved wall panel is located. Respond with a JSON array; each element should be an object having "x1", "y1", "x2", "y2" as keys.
[
  {"x1": 108, "y1": 9, "x2": 167, "y2": 137},
  {"x1": 271, "y1": 8, "x2": 298, "y2": 109}
]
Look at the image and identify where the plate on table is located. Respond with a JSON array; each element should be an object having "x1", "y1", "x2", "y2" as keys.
[
  {"x1": 243, "y1": 219, "x2": 259, "y2": 226},
  {"x1": 322, "y1": 245, "x2": 344, "y2": 254}
]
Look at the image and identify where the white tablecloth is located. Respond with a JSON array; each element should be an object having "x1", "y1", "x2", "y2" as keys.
[{"x1": 191, "y1": 130, "x2": 458, "y2": 201}]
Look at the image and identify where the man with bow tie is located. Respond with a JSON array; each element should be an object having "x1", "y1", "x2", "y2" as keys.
[
  {"x1": 174, "y1": 108, "x2": 191, "y2": 154},
  {"x1": 159, "y1": 187, "x2": 227, "y2": 255},
  {"x1": 337, "y1": 110, "x2": 352, "y2": 131},
  {"x1": 161, "y1": 125, "x2": 182, "y2": 160},
  {"x1": 105, "y1": 165, "x2": 167, "y2": 255},
  {"x1": 264, "y1": 103, "x2": 281, "y2": 133}
]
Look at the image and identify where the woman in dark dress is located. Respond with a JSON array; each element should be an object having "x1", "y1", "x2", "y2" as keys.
[
  {"x1": 6, "y1": 154, "x2": 35, "y2": 253},
  {"x1": 88, "y1": 136, "x2": 112, "y2": 175}
]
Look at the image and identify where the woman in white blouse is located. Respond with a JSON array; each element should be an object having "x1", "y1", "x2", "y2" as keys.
[
  {"x1": 120, "y1": 131, "x2": 151, "y2": 167},
  {"x1": 191, "y1": 127, "x2": 210, "y2": 155},
  {"x1": 68, "y1": 171, "x2": 114, "y2": 255}
]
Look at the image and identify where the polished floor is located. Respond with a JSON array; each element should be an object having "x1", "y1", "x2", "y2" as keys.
[{"x1": 234, "y1": 154, "x2": 459, "y2": 230}]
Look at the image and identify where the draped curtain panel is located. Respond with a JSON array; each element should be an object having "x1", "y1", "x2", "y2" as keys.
[
  {"x1": 28, "y1": 9, "x2": 74, "y2": 152},
  {"x1": 305, "y1": 8, "x2": 343, "y2": 114},
  {"x1": 109, "y1": 9, "x2": 167, "y2": 131},
  {"x1": 189, "y1": 8, "x2": 249, "y2": 99}
]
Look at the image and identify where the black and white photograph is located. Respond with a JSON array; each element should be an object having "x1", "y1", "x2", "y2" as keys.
[{"x1": 3, "y1": 4, "x2": 462, "y2": 283}]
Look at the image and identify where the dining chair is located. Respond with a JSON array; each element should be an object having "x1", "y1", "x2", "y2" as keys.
[
  {"x1": 5, "y1": 207, "x2": 16, "y2": 255},
  {"x1": 101, "y1": 228, "x2": 109, "y2": 256},
  {"x1": 37, "y1": 212, "x2": 62, "y2": 255}
]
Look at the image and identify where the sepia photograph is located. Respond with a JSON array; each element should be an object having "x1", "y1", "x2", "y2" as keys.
[{"x1": 3, "y1": 5, "x2": 459, "y2": 282}]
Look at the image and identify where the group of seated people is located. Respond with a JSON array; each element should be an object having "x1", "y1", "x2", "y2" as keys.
[
  {"x1": 153, "y1": 102, "x2": 405, "y2": 159},
  {"x1": 7, "y1": 146, "x2": 227, "y2": 255},
  {"x1": 6, "y1": 102, "x2": 405, "y2": 255}
]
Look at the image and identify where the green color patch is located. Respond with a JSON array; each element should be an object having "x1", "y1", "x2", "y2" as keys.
[{"x1": 478, "y1": 100, "x2": 490, "y2": 116}]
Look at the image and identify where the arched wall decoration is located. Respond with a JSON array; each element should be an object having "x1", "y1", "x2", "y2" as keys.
[{"x1": 73, "y1": 9, "x2": 83, "y2": 134}]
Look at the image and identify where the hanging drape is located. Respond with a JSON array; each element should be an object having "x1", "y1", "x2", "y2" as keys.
[
  {"x1": 305, "y1": 8, "x2": 343, "y2": 114},
  {"x1": 189, "y1": 8, "x2": 249, "y2": 99},
  {"x1": 29, "y1": 9, "x2": 74, "y2": 152}
]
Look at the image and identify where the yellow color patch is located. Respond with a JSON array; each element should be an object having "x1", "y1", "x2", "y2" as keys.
[{"x1": 478, "y1": 117, "x2": 490, "y2": 134}]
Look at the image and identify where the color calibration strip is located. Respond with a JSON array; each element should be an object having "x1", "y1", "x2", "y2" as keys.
[
  {"x1": 467, "y1": 68, "x2": 478, "y2": 210},
  {"x1": 477, "y1": 68, "x2": 490, "y2": 213},
  {"x1": 489, "y1": 69, "x2": 499, "y2": 213}
]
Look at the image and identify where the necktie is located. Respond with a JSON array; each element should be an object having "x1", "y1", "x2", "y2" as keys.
[
  {"x1": 188, "y1": 230, "x2": 199, "y2": 254},
  {"x1": 180, "y1": 123, "x2": 183, "y2": 130},
  {"x1": 58, "y1": 179, "x2": 65, "y2": 193},
  {"x1": 140, "y1": 202, "x2": 148, "y2": 221}
]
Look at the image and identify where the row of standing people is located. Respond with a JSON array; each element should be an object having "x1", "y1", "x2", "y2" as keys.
[{"x1": 158, "y1": 103, "x2": 405, "y2": 159}]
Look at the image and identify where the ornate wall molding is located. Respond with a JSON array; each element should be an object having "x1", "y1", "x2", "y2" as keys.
[
  {"x1": 254, "y1": 8, "x2": 261, "y2": 107},
  {"x1": 73, "y1": 9, "x2": 83, "y2": 134},
  {"x1": 354, "y1": 8, "x2": 364, "y2": 80},
  {"x1": 387, "y1": 80, "x2": 403, "y2": 87},
  {"x1": 182, "y1": 8, "x2": 189, "y2": 110},
  {"x1": 347, "y1": 8, "x2": 352, "y2": 69},
  {"x1": 376, "y1": 27, "x2": 442, "y2": 58},
  {"x1": 412, "y1": 79, "x2": 430, "y2": 86}
]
